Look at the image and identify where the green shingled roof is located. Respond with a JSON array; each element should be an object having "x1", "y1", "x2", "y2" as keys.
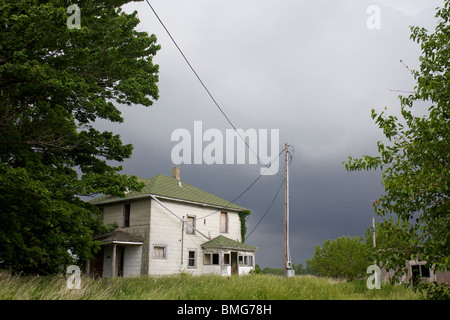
[
  {"x1": 89, "y1": 174, "x2": 245, "y2": 211},
  {"x1": 202, "y1": 235, "x2": 257, "y2": 251}
]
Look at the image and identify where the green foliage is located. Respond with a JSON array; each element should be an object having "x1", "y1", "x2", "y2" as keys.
[
  {"x1": 0, "y1": 1, "x2": 159, "y2": 274},
  {"x1": 364, "y1": 217, "x2": 420, "y2": 278},
  {"x1": 306, "y1": 236, "x2": 371, "y2": 280},
  {"x1": 261, "y1": 266, "x2": 284, "y2": 275},
  {"x1": 344, "y1": 1, "x2": 449, "y2": 272},
  {"x1": 413, "y1": 281, "x2": 450, "y2": 300},
  {"x1": 292, "y1": 262, "x2": 316, "y2": 276},
  {"x1": 239, "y1": 209, "x2": 251, "y2": 242},
  {"x1": 249, "y1": 264, "x2": 263, "y2": 274},
  {"x1": 261, "y1": 262, "x2": 316, "y2": 276}
]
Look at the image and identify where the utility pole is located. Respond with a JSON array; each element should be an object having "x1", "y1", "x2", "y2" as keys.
[
  {"x1": 284, "y1": 143, "x2": 293, "y2": 277},
  {"x1": 372, "y1": 217, "x2": 376, "y2": 248}
]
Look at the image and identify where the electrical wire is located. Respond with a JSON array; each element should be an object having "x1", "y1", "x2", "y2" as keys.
[
  {"x1": 198, "y1": 148, "x2": 284, "y2": 219},
  {"x1": 144, "y1": 0, "x2": 263, "y2": 164},
  {"x1": 144, "y1": 1, "x2": 295, "y2": 252},
  {"x1": 243, "y1": 177, "x2": 285, "y2": 242}
]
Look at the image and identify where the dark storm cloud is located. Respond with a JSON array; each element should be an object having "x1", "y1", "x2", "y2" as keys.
[{"x1": 94, "y1": 0, "x2": 443, "y2": 267}]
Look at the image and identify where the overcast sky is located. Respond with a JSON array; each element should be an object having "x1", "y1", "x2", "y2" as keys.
[{"x1": 95, "y1": 0, "x2": 443, "y2": 268}]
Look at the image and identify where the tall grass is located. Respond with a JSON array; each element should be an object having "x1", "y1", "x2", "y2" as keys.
[{"x1": 0, "y1": 272, "x2": 421, "y2": 300}]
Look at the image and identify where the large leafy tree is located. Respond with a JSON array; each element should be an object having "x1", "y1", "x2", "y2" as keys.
[
  {"x1": 363, "y1": 217, "x2": 419, "y2": 276},
  {"x1": 306, "y1": 236, "x2": 370, "y2": 280},
  {"x1": 0, "y1": 0, "x2": 160, "y2": 274},
  {"x1": 345, "y1": 1, "x2": 449, "y2": 273}
]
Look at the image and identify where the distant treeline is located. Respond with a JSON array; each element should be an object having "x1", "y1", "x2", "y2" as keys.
[{"x1": 254, "y1": 263, "x2": 316, "y2": 276}]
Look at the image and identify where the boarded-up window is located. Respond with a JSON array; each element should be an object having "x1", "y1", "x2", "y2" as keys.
[
  {"x1": 186, "y1": 216, "x2": 195, "y2": 235},
  {"x1": 123, "y1": 203, "x2": 130, "y2": 227},
  {"x1": 188, "y1": 250, "x2": 196, "y2": 268},
  {"x1": 220, "y1": 212, "x2": 228, "y2": 233},
  {"x1": 153, "y1": 246, "x2": 166, "y2": 259}
]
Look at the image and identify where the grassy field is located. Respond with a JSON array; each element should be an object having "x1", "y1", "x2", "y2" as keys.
[{"x1": 0, "y1": 272, "x2": 422, "y2": 300}]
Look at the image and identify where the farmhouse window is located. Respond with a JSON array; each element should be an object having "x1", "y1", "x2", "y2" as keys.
[
  {"x1": 220, "y1": 212, "x2": 228, "y2": 233},
  {"x1": 186, "y1": 216, "x2": 195, "y2": 235},
  {"x1": 420, "y1": 265, "x2": 430, "y2": 277},
  {"x1": 123, "y1": 203, "x2": 130, "y2": 227},
  {"x1": 412, "y1": 264, "x2": 431, "y2": 281},
  {"x1": 238, "y1": 255, "x2": 253, "y2": 266},
  {"x1": 153, "y1": 246, "x2": 166, "y2": 259},
  {"x1": 223, "y1": 253, "x2": 230, "y2": 265},
  {"x1": 188, "y1": 250, "x2": 196, "y2": 268},
  {"x1": 204, "y1": 253, "x2": 220, "y2": 265}
]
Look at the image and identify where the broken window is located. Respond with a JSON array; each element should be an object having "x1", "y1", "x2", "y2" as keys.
[
  {"x1": 420, "y1": 265, "x2": 430, "y2": 277},
  {"x1": 411, "y1": 264, "x2": 431, "y2": 286},
  {"x1": 123, "y1": 203, "x2": 130, "y2": 227},
  {"x1": 186, "y1": 216, "x2": 195, "y2": 235},
  {"x1": 204, "y1": 253, "x2": 220, "y2": 265}
]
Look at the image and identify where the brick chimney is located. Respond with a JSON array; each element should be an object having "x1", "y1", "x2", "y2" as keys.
[{"x1": 172, "y1": 166, "x2": 180, "y2": 181}]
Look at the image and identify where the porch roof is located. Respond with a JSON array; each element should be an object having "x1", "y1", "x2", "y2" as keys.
[
  {"x1": 202, "y1": 235, "x2": 257, "y2": 252},
  {"x1": 93, "y1": 230, "x2": 143, "y2": 245}
]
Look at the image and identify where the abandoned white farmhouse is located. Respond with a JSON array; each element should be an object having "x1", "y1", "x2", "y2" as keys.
[{"x1": 87, "y1": 167, "x2": 257, "y2": 278}]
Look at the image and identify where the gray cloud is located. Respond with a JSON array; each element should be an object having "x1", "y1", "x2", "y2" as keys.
[{"x1": 95, "y1": 0, "x2": 443, "y2": 267}]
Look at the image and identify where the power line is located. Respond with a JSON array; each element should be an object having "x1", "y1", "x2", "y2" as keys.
[
  {"x1": 244, "y1": 177, "x2": 285, "y2": 242},
  {"x1": 198, "y1": 148, "x2": 284, "y2": 219},
  {"x1": 144, "y1": 2, "x2": 292, "y2": 245},
  {"x1": 144, "y1": 0, "x2": 263, "y2": 164}
]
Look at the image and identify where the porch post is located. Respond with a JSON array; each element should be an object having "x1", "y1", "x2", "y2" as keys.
[{"x1": 111, "y1": 244, "x2": 117, "y2": 277}]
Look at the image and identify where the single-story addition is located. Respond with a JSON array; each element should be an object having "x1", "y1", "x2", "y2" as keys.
[
  {"x1": 87, "y1": 167, "x2": 257, "y2": 278},
  {"x1": 381, "y1": 260, "x2": 450, "y2": 286},
  {"x1": 202, "y1": 235, "x2": 257, "y2": 276}
]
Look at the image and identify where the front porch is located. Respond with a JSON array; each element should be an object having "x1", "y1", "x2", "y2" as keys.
[
  {"x1": 88, "y1": 231, "x2": 144, "y2": 278},
  {"x1": 201, "y1": 235, "x2": 258, "y2": 276}
]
